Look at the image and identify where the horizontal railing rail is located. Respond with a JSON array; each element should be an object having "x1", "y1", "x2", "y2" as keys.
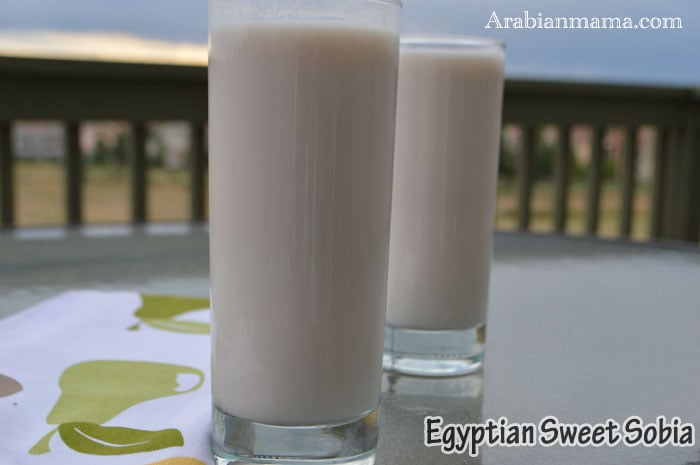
[{"x1": 0, "y1": 56, "x2": 698, "y2": 242}]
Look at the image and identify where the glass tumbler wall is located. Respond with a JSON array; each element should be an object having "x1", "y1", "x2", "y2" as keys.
[
  {"x1": 208, "y1": 0, "x2": 401, "y2": 463},
  {"x1": 384, "y1": 36, "x2": 505, "y2": 377}
]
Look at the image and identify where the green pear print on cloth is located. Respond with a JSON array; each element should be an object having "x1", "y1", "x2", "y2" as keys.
[
  {"x1": 29, "y1": 360, "x2": 204, "y2": 456},
  {"x1": 129, "y1": 295, "x2": 210, "y2": 334}
]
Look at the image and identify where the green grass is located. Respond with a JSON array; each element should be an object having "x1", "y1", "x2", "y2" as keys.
[
  {"x1": 15, "y1": 160, "x2": 194, "y2": 226},
  {"x1": 14, "y1": 160, "x2": 651, "y2": 241},
  {"x1": 496, "y1": 179, "x2": 652, "y2": 240}
]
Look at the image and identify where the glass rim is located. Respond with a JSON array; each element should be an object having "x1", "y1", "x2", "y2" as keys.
[{"x1": 400, "y1": 34, "x2": 505, "y2": 51}]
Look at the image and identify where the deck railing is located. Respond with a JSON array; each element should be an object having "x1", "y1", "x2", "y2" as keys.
[
  {"x1": 504, "y1": 80, "x2": 699, "y2": 242},
  {"x1": 0, "y1": 56, "x2": 698, "y2": 242}
]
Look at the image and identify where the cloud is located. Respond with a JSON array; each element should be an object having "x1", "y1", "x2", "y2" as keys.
[{"x1": 0, "y1": 30, "x2": 206, "y2": 65}]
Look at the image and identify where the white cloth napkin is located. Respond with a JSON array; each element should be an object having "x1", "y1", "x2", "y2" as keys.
[{"x1": 0, "y1": 291, "x2": 212, "y2": 465}]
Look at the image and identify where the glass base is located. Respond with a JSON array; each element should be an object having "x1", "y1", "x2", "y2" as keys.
[
  {"x1": 211, "y1": 404, "x2": 379, "y2": 464},
  {"x1": 383, "y1": 324, "x2": 485, "y2": 377}
]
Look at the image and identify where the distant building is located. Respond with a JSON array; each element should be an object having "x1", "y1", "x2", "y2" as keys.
[
  {"x1": 13, "y1": 121, "x2": 190, "y2": 169},
  {"x1": 14, "y1": 122, "x2": 63, "y2": 160}
]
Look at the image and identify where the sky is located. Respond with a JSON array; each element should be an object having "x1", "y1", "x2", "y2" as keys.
[{"x1": 0, "y1": 0, "x2": 698, "y2": 86}]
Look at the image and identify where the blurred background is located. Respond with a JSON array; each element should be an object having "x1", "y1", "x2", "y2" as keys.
[{"x1": 0, "y1": 0, "x2": 698, "y2": 242}]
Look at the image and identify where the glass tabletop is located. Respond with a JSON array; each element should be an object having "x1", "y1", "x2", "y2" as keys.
[{"x1": 1, "y1": 226, "x2": 699, "y2": 464}]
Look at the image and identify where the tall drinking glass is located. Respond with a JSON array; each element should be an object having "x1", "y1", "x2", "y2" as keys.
[
  {"x1": 208, "y1": 1, "x2": 401, "y2": 463},
  {"x1": 384, "y1": 36, "x2": 505, "y2": 377}
]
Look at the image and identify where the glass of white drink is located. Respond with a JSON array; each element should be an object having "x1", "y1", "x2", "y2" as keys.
[
  {"x1": 384, "y1": 36, "x2": 505, "y2": 377},
  {"x1": 208, "y1": 0, "x2": 401, "y2": 463}
]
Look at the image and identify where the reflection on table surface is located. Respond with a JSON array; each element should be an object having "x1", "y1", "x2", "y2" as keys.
[{"x1": 379, "y1": 372, "x2": 483, "y2": 464}]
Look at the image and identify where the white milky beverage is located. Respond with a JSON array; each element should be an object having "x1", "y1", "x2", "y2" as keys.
[
  {"x1": 209, "y1": 22, "x2": 398, "y2": 425},
  {"x1": 386, "y1": 38, "x2": 505, "y2": 330}
]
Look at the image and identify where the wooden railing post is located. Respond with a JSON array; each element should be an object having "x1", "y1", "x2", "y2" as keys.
[
  {"x1": 130, "y1": 122, "x2": 147, "y2": 224},
  {"x1": 0, "y1": 121, "x2": 13, "y2": 228},
  {"x1": 65, "y1": 122, "x2": 82, "y2": 226},
  {"x1": 662, "y1": 100, "x2": 700, "y2": 242},
  {"x1": 620, "y1": 126, "x2": 638, "y2": 237},
  {"x1": 682, "y1": 100, "x2": 700, "y2": 243},
  {"x1": 586, "y1": 126, "x2": 605, "y2": 235},
  {"x1": 517, "y1": 125, "x2": 535, "y2": 230},
  {"x1": 190, "y1": 122, "x2": 206, "y2": 223},
  {"x1": 554, "y1": 125, "x2": 571, "y2": 233},
  {"x1": 688, "y1": 103, "x2": 700, "y2": 244},
  {"x1": 650, "y1": 127, "x2": 668, "y2": 239},
  {"x1": 658, "y1": 124, "x2": 692, "y2": 241}
]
